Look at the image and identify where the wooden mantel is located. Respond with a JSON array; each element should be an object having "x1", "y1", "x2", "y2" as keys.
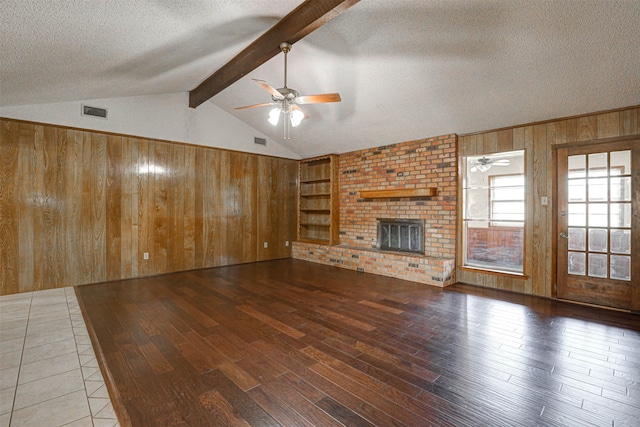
[{"x1": 359, "y1": 187, "x2": 437, "y2": 199}]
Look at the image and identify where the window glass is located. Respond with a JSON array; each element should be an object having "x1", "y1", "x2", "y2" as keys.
[{"x1": 463, "y1": 150, "x2": 525, "y2": 274}]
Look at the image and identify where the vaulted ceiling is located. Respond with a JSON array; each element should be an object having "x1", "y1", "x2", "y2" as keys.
[{"x1": 2, "y1": 0, "x2": 639, "y2": 158}]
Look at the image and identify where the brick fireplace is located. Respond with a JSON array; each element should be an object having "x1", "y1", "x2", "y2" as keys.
[
  {"x1": 377, "y1": 218, "x2": 425, "y2": 254},
  {"x1": 293, "y1": 134, "x2": 457, "y2": 287}
]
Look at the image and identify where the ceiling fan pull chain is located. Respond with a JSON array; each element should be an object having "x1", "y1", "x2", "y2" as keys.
[{"x1": 284, "y1": 110, "x2": 291, "y2": 139}]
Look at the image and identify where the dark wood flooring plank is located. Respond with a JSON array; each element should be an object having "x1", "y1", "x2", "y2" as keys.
[
  {"x1": 236, "y1": 304, "x2": 306, "y2": 339},
  {"x1": 138, "y1": 342, "x2": 173, "y2": 374},
  {"x1": 218, "y1": 360, "x2": 262, "y2": 392},
  {"x1": 259, "y1": 378, "x2": 345, "y2": 427},
  {"x1": 315, "y1": 397, "x2": 376, "y2": 427},
  {"x1": 247, "y1": 386, "x2": 315, "y2": 427},
  {"x1": 199, "y1": 389, "x2": 253, "y2": 427},
  {"x1": 202, "y1": 369, "x2": 280, "y2": 427}
]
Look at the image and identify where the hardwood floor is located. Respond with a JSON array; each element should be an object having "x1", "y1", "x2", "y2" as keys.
[{"x1": 75, "y1": 259, "x2": 640, "y2": 426}]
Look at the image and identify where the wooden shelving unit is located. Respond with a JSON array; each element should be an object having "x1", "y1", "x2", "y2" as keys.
[{"x1": 298, "y1": 154, "x2": 339, "y2": 245}]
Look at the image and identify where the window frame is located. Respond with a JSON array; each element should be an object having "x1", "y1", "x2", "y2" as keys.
[{"x1": 461, "y1": 150, "x2": 526, "y2": 276}]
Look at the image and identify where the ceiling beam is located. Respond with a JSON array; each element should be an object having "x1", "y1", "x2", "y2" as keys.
[{"x1": 188, "y1": 0, "x2": 360, "y2": 109}]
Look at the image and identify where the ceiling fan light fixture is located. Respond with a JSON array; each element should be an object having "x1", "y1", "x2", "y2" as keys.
[
  {"x1": 268, "y1": 107, "x2": 281, "y2": 126},
  {"x1": 477, "y1": 164, "x2": 491, "y2": 172},
  {"x1": 290, "y1": 108, "x2": 304, "y2": 127},
  {"x1": 235, "y1": 42, "x2": 341, "y2": 139}
]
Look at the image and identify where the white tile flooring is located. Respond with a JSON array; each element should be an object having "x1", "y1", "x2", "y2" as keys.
[{"x1": 0, "y1": 288, "x2": 119, "y2": 427}]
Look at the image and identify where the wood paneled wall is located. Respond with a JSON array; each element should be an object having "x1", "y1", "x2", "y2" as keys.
[
  {"x1": 457, "y1": 106, "x2": 640, "y2": 297},
  {"x1": 0, "y1": 118, "x2": 298, "y2": 296}
]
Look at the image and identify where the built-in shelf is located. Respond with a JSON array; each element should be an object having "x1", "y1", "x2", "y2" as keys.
[
  {"x1": 297, "y1": 154, "x2": 339, "y2": 245},
  {"x1": 300, "y1": 178, "x2": 331, "y2": 184},
  {"x1": 359, "y1": 187, "x2": 437, "y2": 199},
  {"x1": 300, "y1": 193, "x2": 331, "y2": 198}
]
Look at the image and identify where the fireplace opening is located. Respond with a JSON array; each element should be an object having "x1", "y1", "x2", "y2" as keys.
[{"x1": 377, "y1": 218, "x2": 425, "y2": 254}]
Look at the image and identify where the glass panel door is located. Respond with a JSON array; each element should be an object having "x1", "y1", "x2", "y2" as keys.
[{"x1": 556, "y1": 141, "x2": 638, "y2": 310}]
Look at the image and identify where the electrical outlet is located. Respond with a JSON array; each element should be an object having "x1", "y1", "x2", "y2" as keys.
[
  {"x1": 541, "y1": 196, "x2": 548, "y2": 206},
  {"x1": 285, "y1": 241, "x2": 289, "y2": 247},
  {"x1": 143, "y1": 252, "x2": 149, "y2": 260},
  {"x1": 263, "y1": 242, "x2": 268, "y2": 248}
]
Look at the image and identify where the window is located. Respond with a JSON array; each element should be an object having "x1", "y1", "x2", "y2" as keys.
[
  {"x1": 463, "y1": 150, "x2": 525, "y2": 274},
  {"x1": 490, "y1": 174, "x2": 524, "y2": 226}
]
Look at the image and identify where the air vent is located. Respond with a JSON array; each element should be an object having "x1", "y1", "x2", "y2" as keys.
[
  {"x1": 254, "y1": 137, "x2": 267, "y2": 146},
  {"x1": 81, "y1": 104, "x2": 108, "y2": 119}
]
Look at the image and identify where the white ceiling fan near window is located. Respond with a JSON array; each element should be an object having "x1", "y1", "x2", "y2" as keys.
[
  {"x1": 469, "y1": 156, "x2": 511, "y2": 172},
  {"x1": 235, "y1": 42, "x2": 341, "y2": 139}
]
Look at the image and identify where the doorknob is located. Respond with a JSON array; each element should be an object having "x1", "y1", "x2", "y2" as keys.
[{"x1": 560, "y1": 232, "x2": 568, "y2": 238}]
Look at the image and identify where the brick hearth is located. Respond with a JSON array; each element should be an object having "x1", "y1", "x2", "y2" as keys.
[{"x1": 293, "y1": 242, "x2": 455, "y2": 287}]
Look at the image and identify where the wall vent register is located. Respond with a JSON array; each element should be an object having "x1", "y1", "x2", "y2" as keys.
[{"x1": 81, "y1": 104, "x2": 108, "y2": 119}]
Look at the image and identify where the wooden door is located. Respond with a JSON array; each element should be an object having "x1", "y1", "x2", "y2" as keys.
[{"x1": 556, "y1": 140, "x2": 639, "y2": 311}]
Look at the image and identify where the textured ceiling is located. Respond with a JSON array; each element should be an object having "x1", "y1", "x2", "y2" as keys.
[{"x1": 2, "y1": 0, "x2": 639, "y2": 158}]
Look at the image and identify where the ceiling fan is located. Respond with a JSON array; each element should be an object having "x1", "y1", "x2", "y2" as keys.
[
  {"x1": 235, "y1": 42, "x2": 341, "y2": 139},
  {"x1": 470, "y1": 156, "x2": 510, "y2": 172}
]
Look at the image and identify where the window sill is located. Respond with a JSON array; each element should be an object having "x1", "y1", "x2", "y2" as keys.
[{"x1": 459, "y1": 266, "x2": 529, "y2": 280}]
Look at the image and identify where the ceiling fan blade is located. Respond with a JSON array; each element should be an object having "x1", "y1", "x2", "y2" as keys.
[
  {"x1": 253, "y1": 79, "x2": 283, "y2": 99},
  {"x1": 289, "y1": 104, "x2": 308, "y2": 117},
  {"x1": 234, "y1": 102, "x2": 277, "y2": 110},
  {"x1": 295, "y1": 93, "x2": 341, "y2": 104}
]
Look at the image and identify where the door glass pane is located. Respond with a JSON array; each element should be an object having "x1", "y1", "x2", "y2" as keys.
[
  {"x1": 588, "y1": 178, "x2": 608, "y2": 201},
  {"x1": 610, "y1": 177, "x2": 631, "y2": 201},
  {"x1": 610, "y1": 203, "x2": 631, "y2": 228},
  {"x1": 568, "y1": 155, "x2": 586, "y2": 178},
  {"x1": 610, "y1": 255, "x2": 631, "y2": 281},
  {"x1": 568, "y1": 228, "x2": 586, "y2": 251},
  {"x1": 568, "y1": 252, "x2": 586, "y2": 275},
  {"x1": 588, "y1": 204, "x2": 608, "y2": 227},
  {"x1": 568, "y1": 179, "x2": 586, "y2": 202},
  {"x1": 588, "y1": 253, "x2": 608, "y2": 278},
  {"x1": 588, "y1": 228, "x2": 608, "y2": 252},
  {"x1": 568, "y1": 203, "x2": 586, "y2": 226},
  {"x1": 610, "y1": 150, "x2": 631, "y2": 175},
  {"x1": 610, "y1": 229, "x2": 631, "y2": 254},
  {"x1": 588, "y1": 153, "x2": 608, "y2": 177}
]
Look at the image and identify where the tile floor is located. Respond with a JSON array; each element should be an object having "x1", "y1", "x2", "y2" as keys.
[{"x1": 0, "y1": 288, "x2": 119, "y2": 427}]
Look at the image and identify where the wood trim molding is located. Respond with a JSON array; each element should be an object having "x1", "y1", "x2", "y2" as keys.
[
  {"x1": 359, "y1": 187, "x2": 437, "y2": 199},
  {"x1": 459, "y1": 104, "x2": 640, "y2": 137},
  {"x1": 75, "y1": 287, "x2": 132, "y2": 426}
]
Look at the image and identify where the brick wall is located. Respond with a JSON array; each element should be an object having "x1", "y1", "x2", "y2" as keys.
[{"x1": 339, "y1": 134, "x2": 457, "y2": 258}]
